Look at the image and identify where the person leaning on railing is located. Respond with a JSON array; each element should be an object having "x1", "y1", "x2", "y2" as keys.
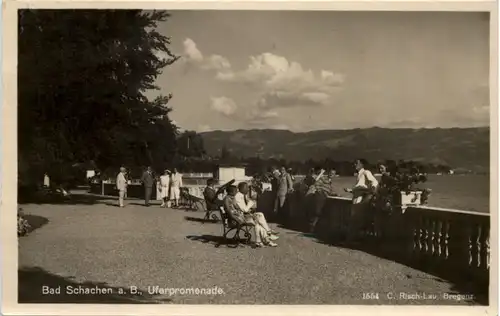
[
  {"x1": 306, "y1": 169, "x2": 339, "y2": 233},
  {"x1": 344, "y1": 159, "x2": 379, "y2": 242}
]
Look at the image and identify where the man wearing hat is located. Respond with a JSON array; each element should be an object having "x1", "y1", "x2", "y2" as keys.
[{"x1": 141, "y1": 166, "x2": 155, "y2": 206}]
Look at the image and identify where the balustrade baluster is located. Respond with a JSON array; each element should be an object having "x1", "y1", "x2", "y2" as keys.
[
  {"x1": 479, "y1": 223, "x2": 490, "y2": 270},
  {"x1": 470, "y1": 225, "x2": 481, "y2": 268},
  {"x1": 414, "y1": 214, "x2": 423, "y2": 258},
  {"x1": 427, "y1": 218, "x2": 435, "y2": 256},
  {"x1": 441, "y1": 220, "x2": 450, "y2": 260},
  {"x1": 485, "y1": 232, "x2": 490, "y2": 270},
  {"x1": 420, "y1": 216, "x2": 429, "y2": 255},
  {"x1": 433, "y1": 219, "x2": 442, "y2": 258}
]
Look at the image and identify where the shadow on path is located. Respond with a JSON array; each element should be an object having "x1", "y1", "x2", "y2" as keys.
[
  {"x1": 18, "y1": 192, "x2": 115, "y2": 206},
  {"x1": 313, "y1": 238, "x2": 489, "y2": 305},
  {"x1": 18, "y1": 267, "x2": 172, "y2": 304},
  {"x1": 21, "y1": 214, "x2": 50, "y2": 235},
  {"x1": 186, "y1": 234, "x2": 248, "y2": 248},
  {"x1": 184, "y1": 216, "x2": 218, "y2": 224}
]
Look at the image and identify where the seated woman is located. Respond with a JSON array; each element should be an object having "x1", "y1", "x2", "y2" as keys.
[
  {"x1": 223, "y1": 185, "x2": 278, "y2": 248},
  {"x1": 240, "y1": 182, "x2": 280, "y2": 244}
]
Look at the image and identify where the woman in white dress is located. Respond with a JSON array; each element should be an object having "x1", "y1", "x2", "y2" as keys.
[
  {"x1": 159, "y1": 170, "x2": 171, "y2": 207},
  {"x1": 169, "y1": 168, "x2": 183, "y2": 208}
]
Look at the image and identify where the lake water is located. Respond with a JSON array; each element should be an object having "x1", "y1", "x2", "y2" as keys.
[{"x1": 329, "y1": 174, "x2": 491, "y2": 214}]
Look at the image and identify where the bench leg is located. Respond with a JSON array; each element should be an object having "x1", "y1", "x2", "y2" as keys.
[{"x1": 241, "y1": 226, "x2": 253, "y2": 245}]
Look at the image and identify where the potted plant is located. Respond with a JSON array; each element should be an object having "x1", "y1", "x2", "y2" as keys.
[{"x1": 372, "y1": 161, "x2": 432, "y2": 214}]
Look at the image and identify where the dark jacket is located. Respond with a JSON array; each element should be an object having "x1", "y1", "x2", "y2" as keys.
[
  {"x1": 203, "y1": 186, "x2": 218, "y2": 210},
  {"x1": 141, "y1": 171, "x2": 154, "y2": 188}
]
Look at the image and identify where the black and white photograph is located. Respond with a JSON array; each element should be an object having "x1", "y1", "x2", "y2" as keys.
[{"x1": 2, "y1": 1, "x2": 497, "y2": 314}]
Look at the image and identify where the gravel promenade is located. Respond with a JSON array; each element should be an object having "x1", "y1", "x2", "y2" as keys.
[{"x1": 18, "y1": 193, "x2": 483, "y2": 305}]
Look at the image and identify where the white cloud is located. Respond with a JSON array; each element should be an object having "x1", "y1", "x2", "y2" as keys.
[
  {"x1": 197, "y1": 124, "x2": 212, "y2": 132},
  {"x1": 245, "y1": 108, "x2": 279, "y2": 122},
  {"x1": 473, "y1": 105, "x2": 489, "y2": 115},
  {"x1": 210, "y1": 96, "x2": 238, "y2": 117},
  {"x1": 183, "y1": 38, "x2": 203, "y2": 62},
  {"x1": 200, "y1": 51, "x2": 344, "y2": 127},
  {"x1": 215, "y1": 52, "x2": 343, "y2": 109},
  {"x1": 257, "y1": 91, "x2": 331, "y2": 109},
  {"x1": 183, "y1": 38, "x2": 231, "y2": 71},
  {"x1": 209, "y1": 95, "x2": 278, "y2": 124},
  {"x1": 202, "y1": 55, "x2": 231, "y2": 70},
  {"x1": 270, "y1": 124, "x2": 290, "y2": 130},
  {"x1": 258, "y1": 110, "x2": 279, "y2": 119}
]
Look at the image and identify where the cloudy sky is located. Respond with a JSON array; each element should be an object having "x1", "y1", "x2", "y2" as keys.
[{"x1": 147, "y1": 11, "x2": 490, "y2": 132}]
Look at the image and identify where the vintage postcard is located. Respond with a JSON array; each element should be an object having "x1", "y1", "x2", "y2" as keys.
[{"x1": 1, "y1": 0, "x2": 498, "y2": 315}]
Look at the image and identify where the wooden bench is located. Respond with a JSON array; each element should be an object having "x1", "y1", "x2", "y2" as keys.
[
  {"x1": 203, "y1": 195, "x2": 221, "y2": 222},
  {"x1": 179, "y1": 187, "x2": 205, "y2": 211},
  {"x1": 202, "y1": 179, "x2": 235, "y2": 222},
  {"x1": 203, "y1": 203, "x2": 220, "y2": 221},
  {"x1": 215, "y1": 206, "x2": 254, "y2": 248}
]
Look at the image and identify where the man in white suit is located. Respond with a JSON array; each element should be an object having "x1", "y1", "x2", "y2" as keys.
[{"x1": 116, "y1": 167, "x2": 128, "y2": 208}]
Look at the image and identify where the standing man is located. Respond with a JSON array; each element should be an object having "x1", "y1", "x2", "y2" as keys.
[
  {"x1": 269, "y1": 168, "x2": 280, "y2": 219},
  {"x1": 116, "y1": 167, "x2": 128, "y2": 208},
  {"x1": 274, "y1": 166, "x2": 293, "y2": 222},
  {"x1": 344, "y1": 159, "x2": 379, "y2": 242},
  {"x1": 43, "y1": 172, "x2": 50, "y2": 188},
  {"x1": 141, "y1": 166, "x2": 154, "y2": 206}
]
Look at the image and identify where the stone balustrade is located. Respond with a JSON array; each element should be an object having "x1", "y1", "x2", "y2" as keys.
[
  {"x1": 403, "y1": 205, "x2": 490, "y2": 275},
  {"x1": 268, "y1": 192, "x2": 490, "y2": 283}
]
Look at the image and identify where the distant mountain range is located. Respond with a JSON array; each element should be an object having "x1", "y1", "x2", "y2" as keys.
[{"x1": 200, "y1": 127, "x2": 490, "y2": 172}]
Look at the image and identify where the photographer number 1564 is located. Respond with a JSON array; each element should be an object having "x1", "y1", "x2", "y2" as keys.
[{"x1": 363, "y1": 293, "x2": 380, "y2": 300}]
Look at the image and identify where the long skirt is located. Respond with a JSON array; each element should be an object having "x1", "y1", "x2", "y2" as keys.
[{"x1": 160, "y1": 186, "x2": 170, "y2": 199}]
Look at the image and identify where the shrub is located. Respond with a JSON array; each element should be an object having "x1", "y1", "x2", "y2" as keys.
[{"x1": 17, "y1": 208, "x2": 31, "y2": 236}]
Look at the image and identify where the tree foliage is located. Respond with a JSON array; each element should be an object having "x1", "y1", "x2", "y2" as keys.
[
  {"x1": 18, "y1": 9, "x2": 179, "y2": 185},
  {"x1": 177, "y1": 130, "x2": 206, "y2": 158}
]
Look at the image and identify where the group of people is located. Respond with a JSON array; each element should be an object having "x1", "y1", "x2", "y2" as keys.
[
  {"x1": 204, "y1": 179, "x2": 280, "y2": 248},
  {"x1": 115, "y1": 166, "x2": 183, "y2": 208},
  {"x1": 270, "y1": 158, "x2": 381, "y2": 242},
  {"x1": 115, "y1": 158, "x2": 385, "y2": 246}
]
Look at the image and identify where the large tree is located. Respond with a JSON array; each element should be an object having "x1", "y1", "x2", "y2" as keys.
[{"x1": 18, "y1": 10, "x2": 179, "y2": 184}]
